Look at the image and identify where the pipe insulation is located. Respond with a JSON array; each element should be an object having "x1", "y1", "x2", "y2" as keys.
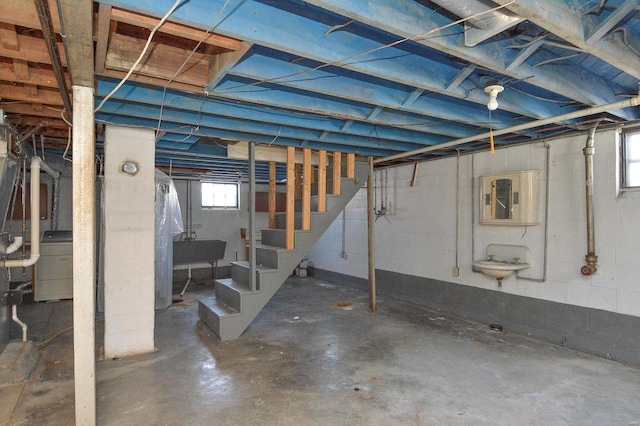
[
  {"x1": 376, "y1": 95, "x2": 640, "y2": 164},
  {"x1": 2, "y1": 156, "x2": 43, "y2": 268},
  {"x1": 581, "y1": 125, "x2": 598, "y2": 276}
]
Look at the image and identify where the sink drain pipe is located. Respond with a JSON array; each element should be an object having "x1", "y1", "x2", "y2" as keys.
[{"x1": 581, "y1": 124, "x2": 599, "y2": 276}]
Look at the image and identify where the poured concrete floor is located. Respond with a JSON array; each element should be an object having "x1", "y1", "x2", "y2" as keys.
[{"x1": 2, "y1": 275, "x2": 640, "y2": 425}]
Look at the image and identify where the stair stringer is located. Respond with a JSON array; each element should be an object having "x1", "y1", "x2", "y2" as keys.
[{"x1": 198, "y1": 161, "x2": 369, "y2": 340}]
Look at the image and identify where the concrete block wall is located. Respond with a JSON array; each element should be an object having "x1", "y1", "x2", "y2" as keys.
[
  {"x1": 308, "y1": 129, "x2": 640, "y2": 319},
  {"x1": 103, "y1": 125, "x2": 156, "y2": 357}
]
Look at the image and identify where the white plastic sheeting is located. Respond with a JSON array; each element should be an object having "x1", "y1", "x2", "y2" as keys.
[
  {"x1": 97, "y1": 170, "x2": 183, "y2": 311},
  {"x1": 154, "y1": 169, "x2": 183, "y2": 309}
]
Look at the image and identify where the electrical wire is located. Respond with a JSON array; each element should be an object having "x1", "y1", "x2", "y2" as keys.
[
  {"x1": 155, "y1": 0, "x2": 232, "y2": 140},
  {"x1": 213, "y1": 1, "x2": 515, "y2": 94},
  {"x1": 94, "y1": 0, "x2": 184, "y2": 113}
]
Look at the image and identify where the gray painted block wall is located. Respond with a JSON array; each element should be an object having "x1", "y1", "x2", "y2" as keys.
[{"x1": 311, "y1": 267, "x2": 640, "y2": 365}]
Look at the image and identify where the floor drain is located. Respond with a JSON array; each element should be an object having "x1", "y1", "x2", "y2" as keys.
[{"x1": 489, "y1": 323, "x2": 503, "y2": 332}]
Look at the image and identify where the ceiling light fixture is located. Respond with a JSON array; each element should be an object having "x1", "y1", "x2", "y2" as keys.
[{"x1": 484, "y1": 81, "x2": 504, "y2": 111}]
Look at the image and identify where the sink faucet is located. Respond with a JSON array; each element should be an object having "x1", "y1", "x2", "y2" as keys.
[{"x1": 511, "y1": 257, "x2": 520, "y2": 264}]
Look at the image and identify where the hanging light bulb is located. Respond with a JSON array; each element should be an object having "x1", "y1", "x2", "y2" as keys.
[{"x1": 484, "y1": 81, "x2": 504, "y2": 111}]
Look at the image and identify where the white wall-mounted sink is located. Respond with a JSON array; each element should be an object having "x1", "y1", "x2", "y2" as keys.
[
  {"x1": 474, "y1": 244, "x2": 532, "y2": 285},
  {"x1": 473, "y1": 260, "x2": 530, "y2": 279}
]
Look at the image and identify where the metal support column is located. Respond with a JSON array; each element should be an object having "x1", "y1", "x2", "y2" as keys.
[
  {"x1": 248, "y1": 142, "x2": 256, "y2": 291},
  {"x1": 72, "y1": 85, "x2": 96, "y2": 425},
  {"x1": 367, "y1": 157, "x2": 376, "y2": 313}
]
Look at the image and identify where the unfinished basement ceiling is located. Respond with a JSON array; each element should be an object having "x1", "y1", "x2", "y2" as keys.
[{"x1": 1, "y1": 0, "x2": 640, "y2": 179}]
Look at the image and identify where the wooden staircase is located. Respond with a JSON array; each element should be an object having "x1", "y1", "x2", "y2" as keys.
[{"x1": 198, "y1": 150, "x2": 368, "y2": 340}]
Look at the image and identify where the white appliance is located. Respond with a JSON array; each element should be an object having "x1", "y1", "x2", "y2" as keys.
[{"x1": 34, "y1": 231, "x2": 72, "y2": 301}]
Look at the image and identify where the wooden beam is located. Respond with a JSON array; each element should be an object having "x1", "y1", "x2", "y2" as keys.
[
  {"x1": 110, "y1": 8, "x2": 246, "y2": 51},
  {"x1": 12, "y1": 59, "x2": 30, "y2": 81},
  {"x1": 268, "y1": 161, "x2": 276, "y2": 229},
  {"x1": 1, "y1": 103, "x2": 64, "y2": 118},
  {"x1": 317, "y1": 150, "x2": 326, "y2": 213},
  {"x1": 346, "y1": 152, "x2": 355, "y2": 179},
  {"x1": 205, "y1": 42, "x2": 252, "y2": 92},
  {"x1": 0, "y1": 23, "x2": 19, "y2": 50},
  {"x1": 0, "y1": 63, "x2": 69, "y2": 88},
  {"x1": 99, "y1": 69, "x2": 203, "y2": 94},
  {"x1": 105, "y1": 32, "x2": 209, "y2": 86},
  {"x1": 286, "y1": 147, "x2": 295, "y2": 250},
  {"x1": 58, "y1": 0, "x2": 94, "y2": 87},
  {"x1": 0, "y1": 0, "x2": 62, "y2": 31},
  {"x1": 0, "y1": 83, "x2": 66, "y2": 106},
  {"x1": 302, "y1": 148, "x2": 311, "y2": 231},
  {"x1": 332, "y1": 152, "x2": 341, "y2": 195},
  {"x1": 0, "y1": 35, "x2": 66, "y2": 65},
  {"x1": 95, "y1": 4, "x2": 113, "y2": 74}
]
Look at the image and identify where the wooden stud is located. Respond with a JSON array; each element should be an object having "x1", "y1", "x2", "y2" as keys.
[
  {"x1": 318, "y1": 150, "x2": 327, "y2": 213},
  {"x1": 333, "y1": 152, "x2": 341, "y2": 195},
  {"x1": 294, "y1": 163, "x2": 302, "y2": 199},
  {"x1": 302, "y1": 148, "x2": 311, "y2": 230},
  {"x1": 269, "y1": 161, "x2": 276, "y2": 229},
  {"x1": 347, "y1": 152, "x2": 355, "y2": 179},
  {"x1": 410, "y1": 163, "x2": 419, "y2": 187},
  {"x1": 286, "y1": 147, "x2": 295, "y2": 250}
]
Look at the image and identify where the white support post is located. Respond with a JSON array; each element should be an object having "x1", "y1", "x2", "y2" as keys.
[{"x1": 72, "y1": 85, "x2": 96, "y2": 425}]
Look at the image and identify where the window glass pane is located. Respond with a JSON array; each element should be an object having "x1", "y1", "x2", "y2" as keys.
[
  {"x1": 628, "y1": 163, "x2": 640, "y2": 187},
  {"x1": 201, "y1": 182, "x2": 238, "y2": 208},
  {"x1": 628, "y1": 133, "x2": 640, "y2": 160}
]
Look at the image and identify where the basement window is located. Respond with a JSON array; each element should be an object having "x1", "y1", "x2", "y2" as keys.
[
  {"x1": 622, "y1": 129, "x2": 640, "y2": 190},
  {"x1": 201, "y1": 181, "x2": 239, "y2": 209}
]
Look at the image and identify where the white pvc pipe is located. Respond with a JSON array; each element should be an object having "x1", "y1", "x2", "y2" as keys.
[
  {"x1": 12, "y1": 304, "x2": 28, "y2": 342},
  {"x1": 4, "y1": 236, "x2": 23, "y2": 255},
  {"x1": 2, "y1": 156, "x2": 42, "y2": 267},
  {"x1": 375, "y1": 95, "x2": 640, "y2": 164}
]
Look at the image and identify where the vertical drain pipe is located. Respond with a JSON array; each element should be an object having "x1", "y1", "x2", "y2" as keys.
[{"x1": 581, "y1": 125, "x2": 598, "y2": 276}]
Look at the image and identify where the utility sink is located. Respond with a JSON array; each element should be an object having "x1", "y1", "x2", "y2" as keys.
[
  {"x1": 474, "y1": 244, "x2": 532, "y2": 285},
  {"x1": 473, "y1": 260, "x2": 530, "y2": 279}
]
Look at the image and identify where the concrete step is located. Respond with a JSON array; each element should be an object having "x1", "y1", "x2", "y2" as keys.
[
  {"x1": 198, "y1": 297, "x2": 241, "y2": 338},
  {"x1": 274, "y1": 211, "x2": 324, "y2": 230},
  {"x1": 215, "y1": 278, "x2": 256, "y2": 312},
  {"x1": 255, "y1": 244, "x2": 290, "y2": 269},
  {"x1": 294, "y1": 194, "x2": 341, "y2": 212},
  {"x1": 231, "y1": 260, "x2": 278, "y2": 290},
  {"x1": 260, "y1": 229, "x2": 313, "y2": 249}
]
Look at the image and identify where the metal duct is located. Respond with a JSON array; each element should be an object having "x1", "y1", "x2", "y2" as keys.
[{"x1": 429, "y1": 0, "x2": 524, "y2": 46}]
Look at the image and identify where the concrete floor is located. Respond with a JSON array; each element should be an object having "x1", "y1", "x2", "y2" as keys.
[{"x1": 2, "y1": 275, "x2": 640, "y2": 425}]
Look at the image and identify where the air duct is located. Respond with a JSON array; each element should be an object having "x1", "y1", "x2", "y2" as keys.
[{"x1": 429, "y1": 0, "x2": 524, "y2": 46}]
